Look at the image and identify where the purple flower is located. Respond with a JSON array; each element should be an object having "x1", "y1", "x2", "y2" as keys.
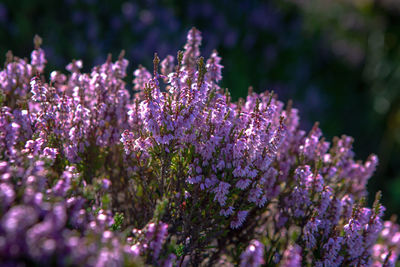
[
  {"x1": 183, "y1": 27, "x2": 202, "y2": 73},
  {"x1": 31, "y1": 48, "x2": 46, "y2": 73},
  {"x1": 240, "y1": 240, "x2": 264, "y2": 267},
  {"x1": 30, "y1": 77, "x2": 48, "y2": 102},
  {"x1": 317, "y1": 237, "x2": 344, "y2": 266},
  {"x1": 280, "y1": 244, "x2": 302, "y2": 267},
  {"x1": 161, "y1": 55, "x2": 175, "y2": 77},
  {"x1": 231, "y1": 210, "x2": 249, "y2": 229},
  {"x1": 2, "y1": 205, "x2": 38, "y2": 235},
  {"x1": 43, "y1": 147, "x2": 58, "y2": 162},
  {"x1": 303, "y1": 218, "x2": 320, "y2": 249},
  {"x1": 206, "y1": 51, "x2": 223, "y2": 84},
  {"x1": 133, "y1": 65, "x2": 151, "y2": 98},
  {"x1": 213, "y1": 181, "x2": 230, "y2": 206}
]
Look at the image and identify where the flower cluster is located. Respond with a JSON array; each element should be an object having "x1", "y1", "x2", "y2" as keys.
[{"x1": 0, "y1": 28, "x2": 399, "y2": 266}]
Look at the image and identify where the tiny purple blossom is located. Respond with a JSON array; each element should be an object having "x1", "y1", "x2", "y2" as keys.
[
  {"x1": 31, "y1": 48, "x2": 47, "y2": 73},
  {"x1": 213, "y1": 181, "x2": 230, "y2": 206},
  {"x1": 240, "y1": 240, "x2": 265, "y2": 267},
  {"x1": 30, "y1": 77, "x2": 48, "y2": 102},
  {"x1": 231, "y1": 210, "x2": 249, "y2": 229},
  {"x1": 280, "y1": 244, "x2": 302, "y2": 267}
]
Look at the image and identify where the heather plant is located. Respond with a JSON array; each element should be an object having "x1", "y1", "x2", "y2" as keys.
[
  {"x1": 5, "y1": 0, "x2": 400, "y2": 222},
  {"x1": 292, "y1": 0, "x2": 400, "y2": 217},
  {"x1": 0, "y1": 28, "x2": 400, "y2": 266}
]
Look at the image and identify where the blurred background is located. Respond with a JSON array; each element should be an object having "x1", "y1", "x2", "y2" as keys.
[{"x1": 1, "y1": 0, "x2": 399, "y2": 219}]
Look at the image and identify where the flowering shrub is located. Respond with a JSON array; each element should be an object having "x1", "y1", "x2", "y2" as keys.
[{"x1": 0, "y1": 28, "x2": 399, "y2": 266}]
